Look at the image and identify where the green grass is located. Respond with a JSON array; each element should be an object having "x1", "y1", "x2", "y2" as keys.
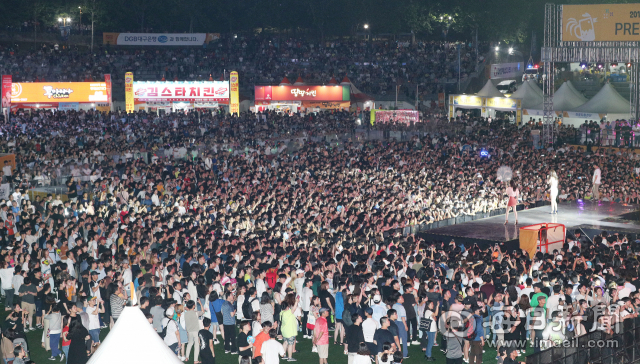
[{"x1": 12, "y1": 308, "x2": 532, "y2": 364}]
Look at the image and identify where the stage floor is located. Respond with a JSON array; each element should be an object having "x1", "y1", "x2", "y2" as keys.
[{"x1": 423, "y1": 200, "x2": 640, "y2": 243}]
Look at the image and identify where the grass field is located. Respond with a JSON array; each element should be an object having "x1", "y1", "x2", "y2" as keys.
[{"x1": 10, "y1": 306, "x2": 532, "y2": 364}]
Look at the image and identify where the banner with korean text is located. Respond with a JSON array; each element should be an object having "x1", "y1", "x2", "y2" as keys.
[
  {"x1": 125, "y1": 72, "x2": 134, "y2": 113},
  {"x1": 103, "y1": 33, "x2": 220, "y2": 46},
  {"x1": 1, "y1": 75, "x2": 11, "y2": 109},
  {"x1": 229, "y1": 72, "x2": 239, "y2": 115}
]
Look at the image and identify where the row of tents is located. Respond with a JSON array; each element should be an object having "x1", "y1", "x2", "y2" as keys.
[{"x1": 477, "y1": 79, "x2": 631, "y2": 125}]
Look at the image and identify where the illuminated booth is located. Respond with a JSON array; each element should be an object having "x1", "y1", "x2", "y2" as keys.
[
  {"x1": 132, "y1": 81, "x2": 229, "y2": 113},
  {"x1": 448, "y1": 81, "x2": 522, "y2": 123},
  {"x1": 10, "y1": 79, "x2": 112, "y2": 112},
  {"x1": 254, "y1": 77, "x2": 350, "y2": 113}
]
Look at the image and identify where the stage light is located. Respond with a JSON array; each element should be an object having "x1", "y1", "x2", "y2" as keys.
[{"x1": 580, "y1": 61, "x2": 588, "y2": 69}]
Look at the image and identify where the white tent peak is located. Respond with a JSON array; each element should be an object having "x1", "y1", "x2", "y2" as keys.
[
  {"x1": 87, "y1": 307, "x2": 183, "y2": 364},
  {"x1": 573, "y1": 82, "x2": 630, "y2": 113},
  {"x1": 510, "y1": 82, "x2": 542, "y2": 109},
  {"x1": 526, "y1": 80, "x2": 544, "y2": 98},
  {"x1": 476, "y1": 80, "x2": 504, "y2": 98},
  {"x1": 528, "y1": 81, "x2": 589, "y2": 111}
]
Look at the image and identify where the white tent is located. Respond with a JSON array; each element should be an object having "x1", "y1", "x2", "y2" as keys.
[
  {"x1": 566, "y1": 81, "x2": 588, "y2": 103},
  {"x1": 87, "y1": 307, "x2": 183, "y2": 364},
  {"x1": 476, "y1": 80, "x2": 504, "y2": 98},
  {"x1": 526, "y1": 80, "x2": 544, "y2": 98},
  {"x1": 529, "y1": 81, "x2": 588, "y2": 111},
  {"x1": 510, "y1": 82, "x2": 543, "y2": 109},
  {"x1": 573, "y1": 83, "x2": 630, "y2": 113}
]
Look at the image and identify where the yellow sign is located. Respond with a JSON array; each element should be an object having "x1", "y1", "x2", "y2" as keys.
[
  {"x1": 485, "y1": 97, "x2": 518, "y2": 109},
  {"x1": 562, "y1": 4, "x2": 640, "y2": 42},
  {"x1": 451, "y1": 95, "x2": 482, "y2": 107},
  {"x1": 229, "y1": 71, "x2": 239, "y2": 115},
  {"x1": 125, "y1": 72, "x2": 134, "y2": 113}
]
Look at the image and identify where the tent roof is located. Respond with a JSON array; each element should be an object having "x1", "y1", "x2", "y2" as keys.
[
  {"x1": 340, "y1": 76, "x2": 351, "y2": 85},
  {"x1": 294, "y1": 76, "x2": 305, "y2": 85},
  {"x1": 87, "y1": 307, "x2": 183, "y2": 364},
  {"x1": 339, "y1": 76, "x2": 374, "y2": 102},
  {"x1": 566, "y1": 81, "x2": 588, "y2": 103},
  {"x1": 526, "y1": 80, "x2": 544, "y2": 97},
  {"x1": 573, "y1": 83, "x2": 630, "y2": 113},
  {"x1": 327, "y1": 77, "x2": 338, "y2": 85},
  {"x1": 476, "y1": 80, "x2": 504, "y2": 98},
  {"x1": 279, "y1": 77, "x2": 291, "y2": 86},
  {"x1": 510, "y1": 82, "x2": 543, "y2": 109},
  {"x1": 528, "y1": 81, "x2": 589, "y2": 111}
]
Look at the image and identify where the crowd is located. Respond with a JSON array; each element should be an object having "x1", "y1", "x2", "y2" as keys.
[
  {"x1": 0, "y1": 35, "x2": 482, "y2": 99},
  {"x1": 0, "y1": 108, "x2": 637, "y2": 364}
]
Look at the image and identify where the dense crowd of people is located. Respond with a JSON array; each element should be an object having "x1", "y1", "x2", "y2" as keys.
[
  {"x1": 0, "y1": 108, "x2": 637, "y2": 364},
  {"x1": 0, "y1": 35, "x2": 482, "y2": 99}
]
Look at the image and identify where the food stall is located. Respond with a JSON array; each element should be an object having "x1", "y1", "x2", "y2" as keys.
[
  {"x1": 132, "y1": 80, "x2": 229, "y2": 113},
  {"x1": 254, "y1": 82, "x2": 350, "y2": 113}
]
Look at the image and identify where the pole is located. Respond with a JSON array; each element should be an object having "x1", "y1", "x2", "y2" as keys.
[
  {"x1": 395, "y1": 85, "x2": 398, "y2": 109},
  {"x1": 475, "y1": 27, "x2": 478, "y2": 63},
  {"x1": 91, "y1": 0, "x2": 94, "y2": 53},
  {"x1": 416, "y1": 83, "x2": 418, "y2": 110},
  {"x1": 457, "y1": 44, "x2": 461, "y2": 92}
]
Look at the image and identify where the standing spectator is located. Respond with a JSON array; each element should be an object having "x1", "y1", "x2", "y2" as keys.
[
  {"x1": 362, "y1": 307, "x2": 379, "y2": 354},
  {"x1": 198, "y1": 318, "x2": 215, "y2": 364},
  {"x1": 0, "y1": 262, "x2": 14, "y2": 310},
  {"x1": 444, "y1": 319, "x2": 464, "y2": 364},
  {"x1": 280, "y1": 298, "x2": 300, "y2": 361},
  {"x1": 391, "y1": 293, "x2": 409, "y2": 358},
  {"x1": 312, "y1": 307, "x2": 330, "y2": 364},
  {"x1": 46, "y1": 305, "x2": 63, "y2": 361},
  {"x1": 353, "y1": 342, "x2": 373, "y2": 364},
  {"x1": 150, "y1": 299, "x2": 166, "y2": 333},
  {"x1": 422, "y1": 300, "x2": 439, "y2": 361},
  {"x1": 108, "y1": 283, "x2": 127, "y2": 324},
  {"x1": 254, "y1": 321, "x2": 275, "y2": 360},
  {"x1": 402, "y1": 284, "x2": 419, "y2": 346},
  {"x1": 470, "y1": 304, "x2": 485, "y2": 364},
  {"x1": 237, "y1": 320, "x2": 253, "y2": 362},
  {"x1": 184, "y1": 300, "x2": 202, "y2": 363},
  {"x1": 345, "y1": 313, "x2": 365, "y2": 364},
  {"x1": 222, "y1": 291, "x2": 238, "y2": 354},
  {"x1": 18, "y1": 277, "x2": 36, "y2": 331},
  {"x1": 85, "y1": 296, "x2": 105, "y2": 348},
  {"x1": 162, "y1": 307, "x2": 181, "y2": 355},
  {"x1": 68, "y1": 317, "x2": 90, "y2": 364},
  {"x1": 61, "y1": 316, "x2": 71, "y2": 362},
  {"x1": 261, "y1": 328, "x2": 286, "y2": 364}
]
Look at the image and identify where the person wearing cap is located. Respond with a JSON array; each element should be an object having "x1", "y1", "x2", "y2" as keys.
[
  {"x1": 163, "y1": 307, "x2": 181, "y2": 355},
  {"x1": 310, "y1": 306, "x2": 330, "y2": 364}
]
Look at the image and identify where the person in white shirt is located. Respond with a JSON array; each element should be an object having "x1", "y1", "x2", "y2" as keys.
[
  {"x1": 592, "y1": 164, "x2": 601, "y2": 201},
  {"x1": 85, "y1": 297, "x2": 105, "y2": 345},
  {"x1": 255, "y1": 272, "x2": 267, "y2": 299},
  {"x1": 163, "y1": 307, "x2": 181, "y2": 355},
  {"x1": 361, "y1": 308, "x2": 379, "y2": 347},
  {"x1": 261, "y1": 329, "x2": 286, "y2": 364}
]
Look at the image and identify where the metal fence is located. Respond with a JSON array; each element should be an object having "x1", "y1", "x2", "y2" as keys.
[{"x1": 526, "y1": 317, "x2": 640, "y2": 364}]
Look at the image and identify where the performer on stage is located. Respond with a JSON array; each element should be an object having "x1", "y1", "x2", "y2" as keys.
[
  {"x1": 505, "y1": 179, "x2": 519, "y2": 225},
  {"x1": 548, "y1": 170, "x2": 559, "y2": 214}
]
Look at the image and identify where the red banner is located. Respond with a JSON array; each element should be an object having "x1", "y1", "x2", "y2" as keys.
[
  {"x1": 1, "y1": 75, "x2": 11, "y2": 109},
  {"x1": 104, "y1": 74, "x2": 112, "y2": 109}
]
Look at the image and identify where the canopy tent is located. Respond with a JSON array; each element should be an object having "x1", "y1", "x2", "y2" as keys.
[
  {"x1": 476, "y1": 80, "x2": 504, "y2": 98},
  {"x1": 87, "y1": 307, "x2": 183, "y2": 364},
  {"x1": 573, "y1": 83, "x2": 630, "y2": 114},
  {"x1": 526, "y1": 80, "x2": 544, "y2": 98},
  {"x1": 341, "y1": 76, "x2": 375, "y2": 109},
  {"x1": 528, "y1": 81, "x2": 589, "y2": 111},
  {"x1": 293, "y1": 76, "x2": 305, "y2": 85},
  {"x1": 509, "y1": 82, "x2": 543, "y2": 109},
  {"x1": 567, "y1": 81, "x2": 588, "y2": 103}
]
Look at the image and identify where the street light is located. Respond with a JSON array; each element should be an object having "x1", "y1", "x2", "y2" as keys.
[
  {"x1": 495, "y1": 46, "x2": 500, "y2": 52},
  {"x1": 78, "y1": 7, "x2": 82, "y2": 36},
  {"x1": 508, "y1": 47, "x2": 513, "y2": 54},
  {"x1": 58, "y1": 17, "x2": 71, "y2": 26},
  {"x1": 364, "y1": 24, "x2": 369, "y2": 29}
]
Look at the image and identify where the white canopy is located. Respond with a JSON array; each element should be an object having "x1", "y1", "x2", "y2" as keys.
[
  {"x1": 476, "y1": 80, "x2": 504, "y2": 98},
  {"x1": 529, "y1": 81, "x2": 589, "y2": 111},
  {"x1": 510, "y1": 82, "x2": 543, "y2": 109},
  {"x1": 87, "y1": 307, "x2": 183, "y2": 364},
  {"x1": 526, "y1": 80, "x2": 544, "y2": 97},
  {"x1": 573, "y1": 83, "x2": 630, "y2": 113}
]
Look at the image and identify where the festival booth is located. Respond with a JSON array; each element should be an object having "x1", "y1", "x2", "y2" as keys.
[
  {"x1": 254, "y1": 77, "x2": 350, "y2": 113},
  {"x1": 9, "y1": 77, "x2": 112, "y2": 112},
  {"x1": 519, "y1": 223, "x2": 566, "y2": 258},
  {"x1": 338, "y1": 76, "x2": 375, "y2": 112},
  {"x1": 509, "y1": 81, "x2": 543, "y2": 109},
  {"x1": 448, "y1": 80, "x2": 522, "y2": 123},
  {"x1": 568, "y1": 83, "x2": 631, "y2": 125},
  {"x1": 131, "y1": 79, "x2": 229, "y2": 113},
  {"x1": 87, "y1": 307, "x2": 183, "y2": 364},
  {"x1": 524, "y1": 81, "x2": 588, "y2": 122}
]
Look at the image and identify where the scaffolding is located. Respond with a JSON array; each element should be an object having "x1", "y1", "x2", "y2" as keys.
[{"x1": 542, "y1": 3, "x2": 640, "y2": 146}]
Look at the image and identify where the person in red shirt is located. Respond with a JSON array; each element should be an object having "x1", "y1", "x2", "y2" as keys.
[
  {"x1": 253, "y1": 321, "x2": 277, "y2": 359},
  {"x1": 61, "y1": 316, "x2": 71, "y2": 361},
  {"x1": 313, "y1": 308, "x2": 330, "y2": 364}
]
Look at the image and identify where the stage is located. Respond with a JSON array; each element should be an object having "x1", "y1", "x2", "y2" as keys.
[{"x1": 418, "y1": 200, "x2": 640, "y2": 247}]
